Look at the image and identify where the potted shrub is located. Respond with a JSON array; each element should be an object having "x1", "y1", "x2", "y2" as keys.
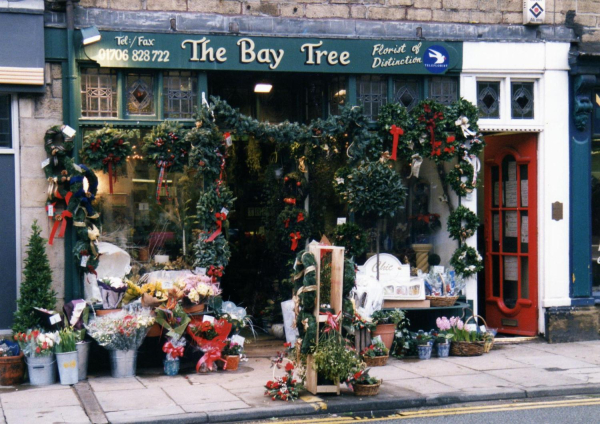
[
  {"x1": 0, "y1": 338, "x2": 24, "y2": 386},
  {"x1": 162, "y1": 337, "x2": 185, "y2": 376},
  {"x1": 349, "y1": 368, "x2": 381, "y2": 397},
  {"x1": 222, "y1": 340, "x2": 243, "y2": 371},
  {"x1": 85, "y1": 309, "x2": 155, "y2": 378},
  {"x1": 15, "y1": 330, "x2": 59, "y2": 386},
  {"x1": 55, "y1": 327, "x2": 78, "y2": 385},
  {"x1": 371, "y1": 309, "x2": 406, "y2": 350},
  {"x1": 313, "y1": 331, "x2": 363, "y2": 386},
  {"x1": 415, "y1": 330, "x2": 433, "y2": 360},
  {"x1": 360, "y1": 338, "x2": 389, "y2": 367}
]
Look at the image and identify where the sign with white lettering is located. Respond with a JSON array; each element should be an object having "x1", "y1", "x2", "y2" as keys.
[
  {"x1": 360, "y1": 253, "x2": 424, "y2": 300},
  {"x1": 83, "y1": 31, "x2": 462, "y2": 75}
]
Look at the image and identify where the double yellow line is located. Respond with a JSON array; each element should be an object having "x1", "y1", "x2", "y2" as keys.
[{"x1": 278, "y1": 397, "x2": 600, "y2": 423}]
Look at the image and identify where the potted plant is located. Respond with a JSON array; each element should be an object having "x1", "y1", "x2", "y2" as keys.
[
  {"x1": 0, "y1": 338, "x2": 24, "y2": 386},
  {"x1": 348, "y1": 368, "x2": 381, "y2": 397},
  {"x1": 85, "y1": 309, "x2": 155, "y2": 378},
  {"x1": 173, "y1": 274, "x2": 221, "y2": 314},
  {"x1": 434, "y1": 317, "x2": 454, "y2": 358},
  {"x1": 162, "y1": 337, "x2": 185, "y2": 376},
  {"x1": 415, "y1": 330, "x2": 433, "y2": 360},
  {"x1": 446, "y1": 316, "x2": 486, "y2": 356},
  {"x1": 15, "y1": 330, "x2": 59, "y2": 386},
  {"x1": 97, "y1": 277, "x2": 128, "y2": 314},
  {"x1": 360, "y1": 338, "x2": 389, "y2": 367},
  {"x1": 55, "y1": 327, "x2": 78, "y2": 385},
  {"x1": 313, "y1": 331, "x2": 363, "y2": 386},
  {"x1": 222, "y1": 340, "x2": 243, "y2": 371},
  {"x1": 371, "y1": 309, "x2": 406, "y2": 350}
]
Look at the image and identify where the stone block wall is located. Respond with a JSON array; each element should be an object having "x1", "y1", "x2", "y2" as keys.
[{"x1": 18, "y1": 62, "x2": 65, "y2": 307}]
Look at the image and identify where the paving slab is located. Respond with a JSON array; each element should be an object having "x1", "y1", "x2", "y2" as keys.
[
  {"x1": 163, "y1": 383, "x2": 242, "y2": 405},
  {"x1": 105, "y1": 405, "x2": 186, "y2": 423},
  {"x1": 508, "y1": 354, "x2": 597, "y2": 370},
  {"x1": 431, "y1": 372, "x2": 514, "y2": 390},
  {"x1": 486, "y1": 367, "x2": 586, "y2": 388},
  {"x1": 369, "y1": 363, "x2": 421, "y2": 381},
  {"x1": 395, "y1": 358, "x2": 476, "y2": 377},
  {"x1": 95, "y1": 387, "x2": 177, "y2": 412},
  {"x1": 386, "y1": 376, "x2": 455, "y2": 395},
  {"x1": 137, "y1": 374, "x2": 192, "y2": 388},
  {"x1": 88, "y1": 376, "x2": 145, "y2": 392},
  {"x1": 0, "y1": 386, "x2": 81, "y2": 409},
  {"x1": 442, "y1": 353, "x2": 529, "y2": 371},
  {"x1": 3, "y1": 405, "x2": 90, "y2": 424},
  {"x1": 180, "y1": 399, "x2": 251, "y2": 413}
]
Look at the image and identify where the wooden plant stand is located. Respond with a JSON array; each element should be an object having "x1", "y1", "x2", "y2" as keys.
[{"x1": 305, "y1": 244, "x2": 345, "y2": 395}]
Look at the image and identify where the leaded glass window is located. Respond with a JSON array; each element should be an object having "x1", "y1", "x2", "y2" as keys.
[
  {"x1": 393, "y1": 79, "x2": 420, "y2": 111},
  {"x1": 357, "y1": 75, "x2": 387, "y2": 120},
  {"x1": 328, "y1": 76, "x2": 347, "y2": 116},
  {"x1": 163, "y1": 71, "x2": 197, "y2": 119},
  {"x1": 127, "y1": 73, "x2": 155, "y2": 116},
  {"x1": 80, "y1": 68, "x2": 117, "y2": 118},
  {"x1": 477, "y1": 81, "x2": 500, "y2": 119},
  {"x1": 0, "y1": 94, "x2": 11, "y2": 148},
  {"x1": 429, "y1": 77, "x2": 458, "y2": 106},
  {"x1": 511, "y1": 82, "x2": 534, "y2": 119}
]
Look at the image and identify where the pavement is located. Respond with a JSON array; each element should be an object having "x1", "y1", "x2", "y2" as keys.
[{"x1": 3, "y1": 339, "x2": 600, "y2": 423}]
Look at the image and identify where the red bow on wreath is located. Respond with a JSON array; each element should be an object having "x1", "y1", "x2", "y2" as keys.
[
  {"x1": 49, "y1": 210, "x2": 73, "y2": 245},
  {"x1": 206, "y1": 212, "x2": 227, "y2": 242},
  {"x1": 284, "y1": 218, "x2": 291, "y2": 228},
  {"x1": 320, "y1": 311, "x2": 341, "y2": 333},
  {"x1": 389, "y1": 125, "x2": 404, "y2": 161},
  {"x1": 297, "y1": 212, "x2": 304, "y2": 223},
  {"x1": 102, "y1": 154, "x2": 122, "y2": 194},
  {"x1": 290, "y1": 232, "x2": 302, "y2": 251}
]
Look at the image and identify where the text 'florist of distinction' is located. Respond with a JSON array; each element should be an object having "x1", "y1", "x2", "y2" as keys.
[{"x1": 84, "y1": 32, "x2": 462, "y2": 75}]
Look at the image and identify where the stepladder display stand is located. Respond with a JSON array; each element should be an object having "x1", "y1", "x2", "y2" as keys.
[{"x1": 305, "y1": 244, "x2": 345, "y2": 395}]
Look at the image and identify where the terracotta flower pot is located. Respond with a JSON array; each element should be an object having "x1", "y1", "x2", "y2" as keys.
[
  {"x1": 183, "y1": 303, "x2": 205, "y2": 314},
  {"x1": 225, "y1": 355, "x2": 240, "y2": 371},
  {"x1": 0, "y1": 352, "x2": 24, "y2": 386},
  {"x1": 372, "y1": 323, "x2": 396, "y2": 350}
]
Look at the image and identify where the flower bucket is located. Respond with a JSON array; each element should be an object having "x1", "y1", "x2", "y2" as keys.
[
  {"x1": 26, "y1": 355, "x2": 56, "y2": 386},
  {"x1": 109, "y1": 350, "x2": 137, "y2": 378},
  {"x1": 56, "y1": 351, "x2": 79, "y2": 385},
  {"x1": 0, "y1": 352, "x2": 24, "y2": 386},
  {"x1": 76, "y1": 341, "x2": 90, "y2": 381},
  {"x1": 417, "y1": 344, "x2": 432, "y2": 360},
  {"x1": 372, "y1": 324, "x2": 396, "y2": 350},
  {"x1": 437, "y1": 342, "x2": 450, "y2": 358},
  {"x1": 163, "y1": 359, "x2": 180, "y2": 376},
  {"x1": 225, "y1": 355, "x2": 240, "y2": 371}
]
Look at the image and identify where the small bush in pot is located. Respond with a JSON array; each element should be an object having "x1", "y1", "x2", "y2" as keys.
[
  {"x1": 415, "y1": 331, "x2": 433, "y2": 360},
  {"x1": 371, "y1": 309, "x2": 406, "y2": 350}
]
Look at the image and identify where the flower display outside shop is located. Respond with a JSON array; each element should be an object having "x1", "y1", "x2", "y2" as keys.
[
  {"x1": 14, "y1": 330, "x2": 60, "y2": 357},
  {"x1": 85, "y1": 309, "x2": 155, "y2": 351}
]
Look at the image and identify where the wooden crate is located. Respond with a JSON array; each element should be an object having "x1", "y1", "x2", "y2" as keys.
[{"x1": 305, "y1": 244, "x2": 345, "y2": 395}]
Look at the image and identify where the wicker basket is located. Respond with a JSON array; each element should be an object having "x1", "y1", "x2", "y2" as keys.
[
  {"x1": 483, "y1": 337, "x2": 494, "y2": 353},
  {"x1": 450, "y1": 340, "x2": 485, "y2": 356},
  {"x1": 353, "y1": 380, "x2": 382, "y2": 397},
  {"x1": 426, "y1": 295, "x2": 459, "y2": 307},
  {"x1": 363, "y1": 355, "x2": 389, "y2": 367}
]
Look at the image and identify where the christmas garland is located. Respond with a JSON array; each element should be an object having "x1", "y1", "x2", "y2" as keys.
[
  {"x1": 330, "y1": 223, "x2": 368, "y2": 259},
  {"x1": 293, "y1": 250, "x2": 318, "y2": 354},
  {"x1": 186, "y1": 121, "x2": 227, "y2": 182},
  {"x1": 193, "y1": 232, "x2": 232, "y2": 269},
  {"x1": 450, "y1": 245, "x2": 483, "y2": 278},
  {"x1": 332, "y1": 166, "x2": 353, "y2": 199},
  {"x1": 196, "y1": 186, "x2": 236, "y2": 232},
  {"x1": 447, "y1": 206, "x2": 480, "y2": 242},
  {"x1": 409, "y1": 100, "x2": 457, "y2": 163},
  {"x1": 81, "y1": 126, "x2": 136, "y2": 194},
  {"x1": 446, "y1": 160, "x2": 478, "y2": 197},
  {"x1": 446, "y1": 98, "x2": 485, "y2": 158},
  {"x1": 143, "y1": 121, "x2": 190, "y2": 172}
]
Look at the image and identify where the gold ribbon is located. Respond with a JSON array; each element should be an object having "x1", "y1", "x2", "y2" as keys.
[
  {"x1": 292, "y1": 285, "x2": 317, "y2": 328},
  {"x1": 47, "y1": 177, "x2": 58, "y2": 201}
]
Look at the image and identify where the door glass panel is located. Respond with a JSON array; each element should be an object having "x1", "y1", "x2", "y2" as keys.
[
  {"x1": 503, "y1": 256, "x2": 519, "y2": 309},
  {"x1": 492, "y1": 255, "x2": 500, "y2": 297},
  {"x1": 520, "y1": 210, "x2": 529, "y2": 254},
  {"x1": 520, "y1": 164, "x2": 528, "y2": 208},
  {"x1": 491, "y1": 166, "x2": 499, "y2": 207},
  {"x1": 521, "y1": 256, "x2": 529, "y2": 299},
  {"x1": 492, "y1": 211, "x2": 500, "y2": 252},
  {"x1": 503, "y1": 211, "x2": 518, "y2": 253},
  {"x1": 502, "y1": 155, "x2": 518, "y2": 208}
]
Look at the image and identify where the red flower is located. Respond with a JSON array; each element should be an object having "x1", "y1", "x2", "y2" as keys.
[
  {"x1": 285, "y1": 362, "x2": 294, "y2": 372},
  {"x1": 42, "y1": 342, "x2": 48, "y2": 349},
  {"x1": 283, "y1": 342, "x2": 292, "y2": 348},
  {"x1": 36, "y1": 347, "x2": 41, "y2": 354},
  {"x1": 200, "y1": 321, "x2": 213, "y2": 332},
  {"x1": 353, "y1": 371, "x2": 363, "y2": 380}
]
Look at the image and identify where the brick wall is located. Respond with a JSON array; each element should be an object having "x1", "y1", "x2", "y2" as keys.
[{"x1": 18, "y1": 63, "x2": 65, "y2": 307}]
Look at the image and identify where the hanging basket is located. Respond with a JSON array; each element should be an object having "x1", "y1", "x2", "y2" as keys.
[
  {"x1": 426, "y1": 295, "x2": 459, "y2": 307},
  {"x1": 363, "y1": 355, "x2": 388, "y2": 367},
  {"x1": 353, "y1": 380, "x2": 382, "y2": 397}
]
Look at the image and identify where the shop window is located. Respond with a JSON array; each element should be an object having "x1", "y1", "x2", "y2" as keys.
[
  {"x1": 80, "y1": 68, "x2": 118, "y2": 118},
  {"x1": 477, "y1": 81, "x2": 501, "y2": 119},
  {"x1": 0, "y1": 94, "x2": 11, "y2": 148},
  {"x1": 429, "y1": 77, "x2": 458, "y2": 106},
  {"x1": 357, "y1": 75, "x2": 387, "y2": 120},
  {"x1": 127, "y1": 73, "x2": 155, "y2": 116},
  {"x1": 163, "y1": 71, "x2": 197, "y2": 120},
  {"x1": 328, "y1": 76, "x2": 347, "y2": 116},
  {"x1": 393, "y1": 78, "x2": 420, "y2": 111},
  {"x1": 511, "y1": 82, "x2": 534, "y2": 119},
  {"x1": 592, "y1": 136, "x2": 600, "y2": 291}
]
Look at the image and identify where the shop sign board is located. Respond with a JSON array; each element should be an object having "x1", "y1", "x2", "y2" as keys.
[
  {"x1": 83, "y1": 31, "x2": 462, "y2": 75},
  {"x1": 359, "y1": 253, "x2": 425, "y2": 300}
]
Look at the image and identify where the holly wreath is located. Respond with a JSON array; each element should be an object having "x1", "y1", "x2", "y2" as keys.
[
  {"x1": 282, "y1": 171, "x2": 308, "y2": 206},
  {"x1": 408, "y1": 100, "x2": 457, "y2": 163},
  {"x1": 447, "y1": 206, "x2": 480, "y2": 242},
  {"x1": 450, "y1": 245, "x2": 483, "y2": 278},
  {"x1": 143, "y1": 121, "x2": 190, "y2": 172},
  {"x1": 446, "y1": 160, "x2": 478, "y2": 197}
]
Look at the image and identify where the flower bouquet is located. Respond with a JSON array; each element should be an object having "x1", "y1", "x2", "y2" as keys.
[
  {"x1": 187, "y1": 317, "x2": 232, "y2": 372},
  {"x1": 360, "y1": 337, "x2": 389, "y2": 367},
  {"x1": 98, "y1": 277, "x2": 128, "y2": 310},
  {"x1": 122, "y1": 280, "x2": 168, "y2": 308},
  {"x1": 264, "y1": 361, "x2": 302, "y2": 401},
  {"x1": 174, "y1": 275, "x2": 221, "y2": 314},
  {"x1": 15, "y1": 330, "x2": 60, "y2": 385},
  {"x1": 348, "y1": 368, "x2": 381, "y2": 397},
  {"x1": 162, "y1": 337, "x2": 186, "y2": 376}
]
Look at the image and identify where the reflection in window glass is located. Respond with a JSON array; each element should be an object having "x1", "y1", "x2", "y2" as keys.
[
  {"x1": 511, "y1": 82, "x2": 534, "y2": 119},
  {"x1": 127, "y1": 73, "x2": 155, "y2": 115},
  {"x1": 0, "y1": 94, "x2": 11, "y2": 148},
  {"x1": 163, "y1": 71, "x2": 197, "y2": 119},
  {"x1": 429, "y1": 77, "x2": 457, "y2": 106},
  {"x1": 592, "y1": 138, "x2": 600, "y2": 290},
  {"x1": 477, "y1": 81, "x2": 500, "y2": 119},
  {"x1": 393, "y1": 78, "x2": 420, "y2": 111},
  {"x1": 357, "y1": 75, "x2": 387, "y2": 121},
  {"x1": 81, "y1": 68, "x2": 118, "y2": 118},
  {"x1": 328, "y1": 76, "x2": 346, "y2": 116}
]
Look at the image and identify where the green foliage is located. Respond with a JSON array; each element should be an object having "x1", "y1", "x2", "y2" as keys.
[
  {"x1": 445, "y1": 97, "x2": 485, "y2": 157},
  {"x1": 450, "y1": 245, "x2": 483, "y2": 278},
  {"x1": 56, "y1": 327, "x2": 77, "y2": 353},
  {"x1": 80, "y1": 125, "x2": 136, "y2": 175},
  {"x1": 408, "y1": 99, "x2": 456, "y2": 163},
  {"x1": 313, "y1": 332, "x2": 363, "y2": 383},
  {"x1": 186, "y1": 124, "x2": 226, "y2": 182},
  {"x1": 195, "y1": 186, "x2": 236, "y2": 231},
  {"x1": 446, "y1": 160, "x2": 478, "y2": 197},
  {"x1": 377, "y1": 103, "x2": 413, "y2": 159},
  {"x1": 447, "y1": 206, "x2": 480, "y2": 242},
  {"x1": 194, "y1": 233, "x2": 231, "y2": 269},
  {"x1": 331, "y1": 223, "x2": 369, "y2": 259},
  {"x1": 276, "y1": 207, "x2": 311, "y2": 252},
  {"x1": 143, "y1": 121, "x2": 190, "y2": 172},
  {"x1": 12, "y1": 221, "x2": 57, "y2": 333},
  {"x1": 371, "y1": 309, "x2": 406, "y2": 326}
]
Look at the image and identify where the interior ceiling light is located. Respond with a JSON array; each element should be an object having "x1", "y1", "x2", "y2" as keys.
[
  {"x1": 81, "y1": 26, "x2": 102, "y2": 46},
  {"x1": 254, "y1": 83, "x2": 273, "y2": 93}
]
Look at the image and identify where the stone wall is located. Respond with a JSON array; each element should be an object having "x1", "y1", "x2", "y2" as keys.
[{"x1": 18, "y1": 62, "x2": 65, "y2": 307}]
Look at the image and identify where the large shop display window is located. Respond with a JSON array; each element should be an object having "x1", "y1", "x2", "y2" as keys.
[{"x1": 593, "y1": 135, "x2": 600, "y2": 291}]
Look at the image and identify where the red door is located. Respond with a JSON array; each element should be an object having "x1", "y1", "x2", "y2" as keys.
[{"x1": 484, "y1": 134, "x2": 538, "y2": 336}]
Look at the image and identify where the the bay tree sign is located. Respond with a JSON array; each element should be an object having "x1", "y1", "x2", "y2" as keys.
[{"x1": 83, "y1": 31, "x2": 462, "y2": 75}]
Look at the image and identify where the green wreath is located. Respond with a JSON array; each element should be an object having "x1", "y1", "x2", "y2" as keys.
[
  {"x1": 283, "y1": 171, "x2": 308, "y2": 204},
  {"x1": 447, "y1": 206, "x2": 480, "y2": 242},
  {"x1": 193, "y1": 232, "x2": 231, "y2": 269},
  {"x1": 186, "y1": 123, "x2": 226, "y2": 182},
  {"x1": 450, "y1": 245, "x2": 483, "y2": 278},
  {"x1": 277, "y1": 206, "x2": 310, "y2": 252},
  {"x1": 446, "y1": 160, "x2": 478, "y2": 197},
  {"x1": 196, "y1": 186, "x2": 236, "y2": 231},
  {"x1": 446, "y1": 98, "x2": 485, "y2": 158},
  {"x1": 143, "y1": 121, "x2": 190, "y2": 172},
  {"x1": 408, "y1": 100, "x2": 457, "y2": 163},
  {"x1": 332, "y1": 166, "x2": 352, "y2": 199},
  {"x1": 330, "y1": 223, "x2": 368, "y2": 259},
  {"x1": 377, "y1": 103, "x2": 413, "y2": 161}
]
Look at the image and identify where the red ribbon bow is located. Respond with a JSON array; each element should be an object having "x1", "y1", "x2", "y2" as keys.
[
  {"x1": 163, "y1": 342, "x2": 184, "y2": 360},
  {"x1": 290, "y1": 232, "x2": 302, "y2": 251},
  {"x1": 320, "y1": 311, "x2": 341, "y2": 333},
  {"x1": 389, "y1": 125, "x2": 404, "y2": 161},
  {"x1": 284, "y1": 218, "x2": 291, "y2": 228},
  {"x1": 196, "y1": 347, "x2": 226, "y2": 372},
  {"x1": 49, "y1": 210, "x2": 73, "y2": 245},
  {"x1": 206, "y1": 213, "x2": 227, "y2": 242},
  {"x1": 297, "y1": 212, "x2": 305, "y2": 223},
  {"x1": 284, "y1": 198, "x2": 297, "y2": 206}
]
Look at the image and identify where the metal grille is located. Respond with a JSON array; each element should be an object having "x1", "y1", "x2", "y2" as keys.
[
  {"x1": 328, "y1": 76, "x2": 347, "y2": 116},
  {"x1": 80, "y1": 68, "x2": 117, "y2": 118},
  {"x1": 163, "y1": 71, "x2": 197, "y2": 119},
  {"x1": 429, "y1": 77, "x2": 458, "y2": 106},
  {"x1": 477, "y1": 81, "x2": 501, "y2": 119},
  {"x1": 127, "y1": 73, "x2": 155, "y2": 115},
  {"x1": 511, "y1": 82, "x2": 534, "y2": 119},
  {"x1": 0, "y1": 94, "x2": 11, "y2": 148},
  {"x1": 393, "y1": 79, "x2": 420, "y2": 111},
  {"x1": 357, "y1": 75, "x2": 387, "y2": 120}
]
